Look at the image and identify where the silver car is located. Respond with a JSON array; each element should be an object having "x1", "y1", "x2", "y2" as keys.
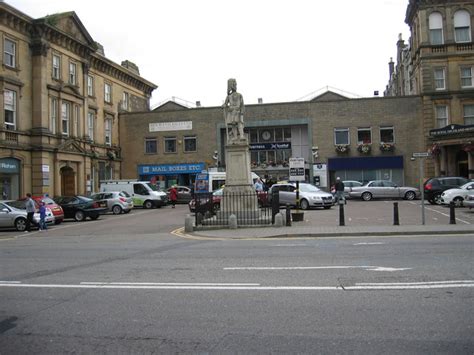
[
  {"x1": 0, "y1": 200, "x2": 54, "y2": 231},
  {"x1": 269, "y1": 182, "x2": 334, "y2": 210},
  {"x1": 349, "y1": 180, "x2": 420, "y2": 201},
  {"x1": 91, "y1": 191, "x2": 134, "y2": 214}
]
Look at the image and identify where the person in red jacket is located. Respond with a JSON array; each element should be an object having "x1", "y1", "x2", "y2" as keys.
[{"x1": 169, "y1": 185, "x2": 178, "y2": 208}]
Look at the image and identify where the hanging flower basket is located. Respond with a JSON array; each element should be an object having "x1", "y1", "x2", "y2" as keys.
[
  {"x1": 357, "y1": 143, "x2": 372, "y2": 154},
  {"x1": 379, "y1": 143, "x2": 395, "y2": 152},
  {"x1": 107, "y1": 151, "x2": 116, "y2": 160},
  {"x1": 335, "y1": 144, "x2": 350, "y2": 153},
  {"x1": 429, "y1": 143, "x2": 441, "y2": 156}
]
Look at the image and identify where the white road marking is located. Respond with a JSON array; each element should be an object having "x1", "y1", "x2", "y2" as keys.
[
  {"x1": 356, "y1": 280, "x2": 474, "y2": 286},
  {"x1": 353, "y1": 242, "x2": 384, "y2": 245},
  {"x1": 80, "y1": 282, "x2": 260, "y2": 286},
  {"x1": 0, "y1": 281, "x2": 472, "y2": 291},
  {"x1": 224, "y1": 265, "x2": 411, "y2": 272},
  {"x1": 423, "y1": 205, "x2": 471, "y2": 224},
  {"x1": 0, "y1": 281, "x2": 21, "y2": 283},
  {"x1": 273, "y1": 244, "x2": 308, "y2": 247}
]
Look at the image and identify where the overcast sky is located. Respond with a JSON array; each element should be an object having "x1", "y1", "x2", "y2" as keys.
[{"x1": 8, "y1": 0, "x2": 411, "y2": 108}]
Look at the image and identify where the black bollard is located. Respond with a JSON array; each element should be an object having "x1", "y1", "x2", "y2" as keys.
[
  {"x1": 393, "y1": 202, "x2": 400, "y2": 226},
  {"x1": 286, "y1": 204, "x2": 292, "y2": 226},
  {"x1": 449, "y1": 202, "x2": 456, "y2": 224},
  {"x1": 339, "y1": 200, "x2": 345, "y2": 226}
]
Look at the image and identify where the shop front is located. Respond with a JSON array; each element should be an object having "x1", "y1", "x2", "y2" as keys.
[
  {"x1": 138, "y1": 162, "x2": 205, "y2": 190},
  {"x1": 0, "y1": 157, "x2": 21, "y2": 199},
  {"x1": 328, "y1": 156, "x2": 405, "y2": 186}
]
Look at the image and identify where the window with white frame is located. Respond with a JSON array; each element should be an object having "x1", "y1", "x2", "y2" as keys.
[
  {"x1": 104, "y1": 83, "x2": 112, "y2": 103},
  {"x1": 435, "y1": 105, "x2": 449, "y2": 128},
  {"x1": 429, "y1": 12, "x2": 444, "y2": 45},
  {"x1": 61, "y1": 102, "x2": 71, "y2": 135},
  {"x1": 334, "y1": 128, "x2": 350, "y2": 145},
  {"x1": 380, "y1": 126, "x2": 395, "y2": 143},
  {"x1": 50, "y1": 97, "x2": 57, "y2": 134},
  {"x1": 357, "y1": 128, "x2": 372, "y2": 144},
  {"x1": 3, "y1": 38, "x2": 16, "y2": 68},
  {"x1": 463, "y1": 104, "x2": 474, "y2": 125},
  {"x1": 164, "y1": 137, "x2": 177, "y2": 153},
  {"x1": 87, "y1": 75, "x2": 94, "y2": 96},
  {"x1": 454, "y1": 10, "x2": 471, "y2": 43},
  {"x1": 74, "y1": 105, "x2": 80, "y2": 137},
  {"x1": 122, "y1": 92, "x2": 129, "y2": 110},
  {"x1": 52, "y1": 54, "x2": 61, "y2": 79},
  {"x1": 461, "y1": 67, "x2": 473, "y2": 88},
  {"x1": 87, "y1": 111, "x2": 95, "y2": 141},
  {"x1": 104, "y1": 117, "x2": 112, "y2": 146},
  {"x1": 145, "y1": 138, "x2": 157, "y2": 154},
  {"x1": 68, "y1": 62, "x2": 77, "y2": 85},
  {"x1": 184, "y1": 136, "x2": 197, "y2": 152},
  {"x1": 434, "y1": 68, "x2": 446, "y2": 90},
  {"x1": 4, "y1": 89, "x2": 16, "y2": 130}
]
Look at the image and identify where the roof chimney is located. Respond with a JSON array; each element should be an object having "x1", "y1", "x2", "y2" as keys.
[
  {"x1": 389, "y1": 57, "x2": 395, "y2": 78},
  {"x1": 258, "y1": 98, "x2": 263, "y2": 104},
  {"x1": 196, "y1": 101, "x2": 201, "y2": 107}
]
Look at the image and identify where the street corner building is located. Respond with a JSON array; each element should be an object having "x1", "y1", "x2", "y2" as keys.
[{"x1": 0, "y1": 2, "x2": 157, "y2": 199}]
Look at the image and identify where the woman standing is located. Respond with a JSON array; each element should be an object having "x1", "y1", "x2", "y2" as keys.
[{"x1": 169, "y1": 185, "x2": 178, "y2": 208}]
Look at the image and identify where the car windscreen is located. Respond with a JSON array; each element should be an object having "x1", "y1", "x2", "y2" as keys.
[
  {"x1": 6, "y1": 200, "x2": 26, "y2": 209},
  {"x1": 299, "y1": 184, "x2": 321, "y2": 193},
  {"x1": 41, "y1": 197, "x2": 56, "y2": 205},
  {"x1": 146, "y1": 183, "x2": 158, "y2": 191},
  {"x1": 120, "y1": 191, "x2": 131, "y2": 197}
]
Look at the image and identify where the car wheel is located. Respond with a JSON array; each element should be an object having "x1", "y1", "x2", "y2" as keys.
[
  {"x1": 74, "y1": 210, "x2": 85, "y2": 222},
  {"x1": 453, "y1": 197, "x2": 464, "y2": 207},
  {"x1": 323, "y1": 206, "x2": 331, "y2": 209},
  {"x1": 404, "y1": 191, "x2": 416, "y2": 200},
  {"x1": 300, "y1": 199, "x2": 309, "y2": 210},
  {"x1": 54, "y1": 220, "x2": 62, "y2": 225},
  {"x1": 362, "y1": 192, "x2": 372, "y2": 201},
  {"x1": 112, "y1": 205, "x2": 122, "y2": 215},
  {"x1": 90, "y1": 214, "x2": 99, "y2": 220},
  {"x1": 15, "y1": 217, "x2": 27, "y2": 231},
  {"x1": 428, "y1": 199, "x2": 436, "y2": 205},
  {"x1": 433, "y1": 193, "x2": 442, "y2": 205},
  {"x1": 144, "y1": 200, "x2": 153, "y2": 209}
]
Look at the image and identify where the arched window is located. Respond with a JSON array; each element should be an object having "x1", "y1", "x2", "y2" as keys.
[
  {"x1": 429, "y1": 12, "x2": 444, "y2": 45},
  {"x1": 454, "y1": 10, "x2": 471, "y2": 43}
]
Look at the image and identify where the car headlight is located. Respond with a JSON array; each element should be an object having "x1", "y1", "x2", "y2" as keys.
[{"x1": 312, "y1": 196, "x2": 322, "y2": 200}]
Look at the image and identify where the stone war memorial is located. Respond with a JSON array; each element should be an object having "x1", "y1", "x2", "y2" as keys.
[{"x1": 219, "y1": 79, "x2": 265, "y2": 225}]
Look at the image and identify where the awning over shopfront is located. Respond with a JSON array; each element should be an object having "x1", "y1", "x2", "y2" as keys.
[{"x1": 328, "y1": 156, "x2": 404, "y2": 170}]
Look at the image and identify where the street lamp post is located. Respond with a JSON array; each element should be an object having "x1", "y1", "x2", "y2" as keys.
[{"x1": 412, "y1": 152, "x2": 430, "y2": 225}]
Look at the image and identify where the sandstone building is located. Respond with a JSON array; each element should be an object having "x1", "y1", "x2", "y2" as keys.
[
  {"x1": 386, "y1": 0, "x2": 474, "y2": 180},
  {"x1": 0, "y1": 2, "x2": 156, "y2": 199}
]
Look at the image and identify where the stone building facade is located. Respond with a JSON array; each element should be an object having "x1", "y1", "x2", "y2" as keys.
[
  {"x1": 386, "y1": 0, "x2": 474, "y2": 180},
  {"x1": 120, "y1": 93, "x2": 423, "y2": 190},
  {"x1": 0, "y1": 2, "x2": 156, "y2": 199}
]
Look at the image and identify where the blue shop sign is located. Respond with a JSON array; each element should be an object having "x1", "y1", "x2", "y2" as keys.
[
  {"x1": 138, "y1": 162, "x2": 205, "y2": 175},
  {"x1": 249, "y1": 142, "x2": 291, "y2": 150},
  {"x1": 0, "y1": 158, "x2": 20, "y2": 173}
]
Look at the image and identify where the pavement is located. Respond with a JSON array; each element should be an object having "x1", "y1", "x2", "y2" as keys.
[{"x1": 190, "y1": 223, "x2": 474, "y2": 239}]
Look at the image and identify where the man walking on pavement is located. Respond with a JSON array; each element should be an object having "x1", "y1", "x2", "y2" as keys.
[
  {"x1": 334, "y1": 177, "x2": 345, "y2": 204},
  {"x1": 25, "y1": 193, "x2": 39, "y2": 232}
]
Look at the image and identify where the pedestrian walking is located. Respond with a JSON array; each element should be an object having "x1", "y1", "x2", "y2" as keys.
[
  {"x1": 169, "y1": 185, "x2": 178, "y2": 208},
  {"x1": 25, "y1": 193, "x2": 39, "y2": 232},
  {"x1": 39, "y1": 201, "x2": 47, "y2": 231},
  {"x1": 334, "y1": 177, "x2": 345, "y2": 204}
]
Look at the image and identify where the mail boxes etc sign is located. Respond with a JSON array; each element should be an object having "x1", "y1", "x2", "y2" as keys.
[
  {"x1": 138, "y1": 163, "x2": 205, "y2": 176},
  {"x1": 149, "y1": 121, "x2": 192, "y2": 132}
]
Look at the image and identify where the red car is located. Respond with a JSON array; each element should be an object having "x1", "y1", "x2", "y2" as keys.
[
  {"x1": 188, "y1": 189, "x2": 269, "y2": 213},
  {"x1": 33, "y1": 196, "x2": 64, "y2": 225}
]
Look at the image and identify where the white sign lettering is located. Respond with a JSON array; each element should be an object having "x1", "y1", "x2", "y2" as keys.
[{"x1": 149, "y1": 121, "x2": 192, "y2": 132}]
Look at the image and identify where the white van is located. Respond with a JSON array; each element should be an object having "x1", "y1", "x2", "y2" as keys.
[{"x1": 100, "y1": 180, "x2": 168, "y2": 208}]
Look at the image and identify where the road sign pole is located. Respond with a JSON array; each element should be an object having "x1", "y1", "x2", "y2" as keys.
[{"x1": 420, "y1": 157, "x2": 425, "y2": 225}]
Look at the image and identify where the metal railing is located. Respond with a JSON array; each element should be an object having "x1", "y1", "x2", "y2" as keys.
[{"x1": 194, "y1": 191, "x2": 272, "y2": 227}]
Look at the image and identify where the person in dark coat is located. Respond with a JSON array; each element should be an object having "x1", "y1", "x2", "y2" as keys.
[{"x1": 334, "y1": 177, "x2": 345, "y2": 204}]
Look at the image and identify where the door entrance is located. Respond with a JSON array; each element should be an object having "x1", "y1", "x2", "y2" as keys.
[
  {"x1": 61, "y1": 166, "x2": 75, "y2": 195},
  {"x1": 456, "y1": 150, "x2": 468, "y2": 178}
]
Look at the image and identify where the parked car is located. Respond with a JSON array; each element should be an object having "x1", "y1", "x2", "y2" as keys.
[
  {"x1": 268, "y1": 182, "x2": 334, "y2": 210},
  {"x1": 32, "y1": 196, "x2": 64, "y2": 224},
  {"x1": 53, "y1": 196, "x2": 108, "y2": 221},
  {"x1": 0, "y1": 200, "x2": 54, "y2": 231},
  {"x1": 349, "y1": 180, "x2": 420, "y2": 201},
  {"x1": 424, "y1": 176, "x2": 470, "y2": 205},
  {"x1": 464, "y1": 191, "x2": 474, "y2": 209},
  {"x1": 331, "y1": 180, "x2": 363, "y2": 198},
  {"x1": 440, "y1": 181, "x2": 474, "y2": 207},
  {"x1": 166, "y1": 186, "x2": 193, "y2": 204},
  {"x1": 90, "y1": 191, "x2": 133, "y2": 214}
]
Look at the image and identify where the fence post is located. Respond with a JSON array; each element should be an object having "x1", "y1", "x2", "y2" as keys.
[
  {"x1": 339, "y1": 200, "x2": 345, "y2": 226},
  {"x1": 285, "y1": 204, "x2": 292, "y2": 226},
  {"x1": 449, "y1": 202, "x2": 456, "y2": 224},
  {"x1": 393, "y1": 202, "x2": 400, "y2": 226}
]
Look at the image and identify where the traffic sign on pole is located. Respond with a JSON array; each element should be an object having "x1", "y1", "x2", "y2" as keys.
[
  {"x1": 412, "y1": 152, "x2": 430, "y2": 158},
  {"x1": 289, "y1": 157, "x2": 305, "y2": 182}
]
